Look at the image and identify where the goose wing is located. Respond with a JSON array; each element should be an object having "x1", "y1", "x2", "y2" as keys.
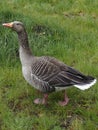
[{"x1": 31, "y1": 56, "x2": 88, "y2": 93}]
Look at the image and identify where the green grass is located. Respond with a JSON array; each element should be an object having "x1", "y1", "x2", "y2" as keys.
[{"x1": 0, "y1": 0, "x2": 98, "y2": 130}]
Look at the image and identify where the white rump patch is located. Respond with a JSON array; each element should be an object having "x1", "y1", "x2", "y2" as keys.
[{"x1": 74, "y1": 79, "x2": 97, "y2": 90}]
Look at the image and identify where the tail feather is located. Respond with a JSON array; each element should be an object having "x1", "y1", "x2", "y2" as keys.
[{"x1": 74, "y1": 78, "x2": 97, "y2": 90}]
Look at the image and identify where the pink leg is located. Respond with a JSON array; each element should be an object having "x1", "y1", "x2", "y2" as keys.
[
  {"x1": 34, "y1": 94, "x2": 48, "y2": 105},
  {"x1": 58, "y1": 92, "x2": 69, "y2": 106}
]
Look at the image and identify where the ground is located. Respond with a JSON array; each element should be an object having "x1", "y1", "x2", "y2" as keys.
[{"x1": 0, "y1": 0, "x2": 98, "y2": 130}]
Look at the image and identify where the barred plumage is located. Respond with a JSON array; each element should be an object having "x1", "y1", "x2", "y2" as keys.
[{"x1": 3, "y1": 21, "x2": 96, "y2": 105}]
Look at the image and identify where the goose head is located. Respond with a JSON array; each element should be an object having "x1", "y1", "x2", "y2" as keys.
[{"x1": 3, "y1": 21, "x2": 25, "y2": 33}]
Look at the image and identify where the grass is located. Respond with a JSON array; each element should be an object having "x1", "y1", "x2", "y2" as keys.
[{"x1": 0, "y1": 0, "x2": 98, "y2": 129}]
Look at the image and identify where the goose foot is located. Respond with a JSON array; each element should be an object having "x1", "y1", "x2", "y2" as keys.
[
  {"x1": 58, "y1": 92, "x2": 69, "y2": 106},
  {"x1": 34, "y1": 94, "x2": 48, "y2": 105}
]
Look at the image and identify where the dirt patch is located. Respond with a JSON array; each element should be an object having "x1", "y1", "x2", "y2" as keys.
[
  {"x1": 32, "y1": 24, "x2": 54, "y2": 36},
  {"x1": 7, "y1": 92, "x2": 30, "y2": 113}
]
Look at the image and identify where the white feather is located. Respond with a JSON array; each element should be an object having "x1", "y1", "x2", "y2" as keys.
[
  {"x1": 55, "y1": 87, "x2": 69, "y2": 91},
  {"x1": 74, "y1": 79, "x2": 97, "y2": 90}
]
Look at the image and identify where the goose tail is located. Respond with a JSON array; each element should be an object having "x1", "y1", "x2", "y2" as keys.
[{"x1": 74, "y1": 77, "x2": 97, "y2": 90}]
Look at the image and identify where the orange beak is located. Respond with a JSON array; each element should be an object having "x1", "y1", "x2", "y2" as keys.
[{"x1": 2, "y1": 22, "x2": 13, "y2": 28}]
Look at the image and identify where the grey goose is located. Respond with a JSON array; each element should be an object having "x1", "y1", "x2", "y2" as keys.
[{"x1": 3, "y1": 21, "x2": 96, "y2": 106}]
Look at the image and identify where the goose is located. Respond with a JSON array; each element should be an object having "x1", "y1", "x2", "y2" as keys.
[{"x1": 3, "y1": 21, "x2": 96, "y2": 106}]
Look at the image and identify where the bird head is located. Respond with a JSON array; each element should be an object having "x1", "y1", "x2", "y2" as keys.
[{"x1": 2, "y1": 21, "x2": 24, "y2": 33}]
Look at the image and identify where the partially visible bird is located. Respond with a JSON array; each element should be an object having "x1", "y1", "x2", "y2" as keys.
[{"x1": 2, "y1": 21, "x2": 96, "y2": 106}]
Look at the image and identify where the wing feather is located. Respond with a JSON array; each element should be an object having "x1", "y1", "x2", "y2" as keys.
[{"x1": 31, "y1": 56, "x2": 88, "y2": 93}]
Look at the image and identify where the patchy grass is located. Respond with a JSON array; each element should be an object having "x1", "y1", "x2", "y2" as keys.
[{"x1": 0, "y1": 0, "x2": 98, "y2": 130}]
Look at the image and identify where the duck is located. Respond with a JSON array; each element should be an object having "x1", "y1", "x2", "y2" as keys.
[{"x1": 2, "y1": 21, "x2": 97, "y2": 106}]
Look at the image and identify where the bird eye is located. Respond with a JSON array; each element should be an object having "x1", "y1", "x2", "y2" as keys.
[{"x1": 16, "y1": 23, "x2": 19, "y2": 25}]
